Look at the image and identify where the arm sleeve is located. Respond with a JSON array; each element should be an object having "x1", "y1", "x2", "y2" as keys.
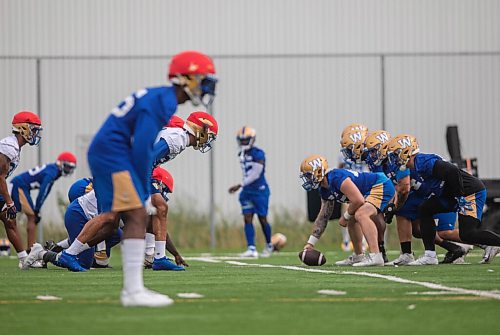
[
  {"x1": 432, "y1": 160, "x2": 464, "y2": 196},
  {"x1": 242, "y1": 162, "x2": 264, "y2": 187},
  {"x1": 152, "y1": 139, "x2": 170, "y2": 166},
  {"x1": 34, "y1": 175, "x2": 56, "y2": 212}
]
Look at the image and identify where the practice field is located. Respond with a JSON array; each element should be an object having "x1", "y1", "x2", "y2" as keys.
[{"x1": 1, "y1": 250, "x2": 499, "y2": 335}]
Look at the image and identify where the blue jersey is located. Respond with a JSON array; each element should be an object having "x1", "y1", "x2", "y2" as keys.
[
  {"x1": 380, "y1": 161, "x2": 410, "y2": 185},
  {"x1": 240, "y1": 147, "x2": 268, "y2": 191},
  {"x1": 410, "y1": 153, "x2": 445, "y2": 198},
  {"x1": 319, "y1": 169, "x2": 383, "y2": 203},
  {"x1": 88, "y1": 86, "x2": 178, "y2": 200},
  {"x1": 11, "y1": 163, "x2": 61, "y2": 212}
]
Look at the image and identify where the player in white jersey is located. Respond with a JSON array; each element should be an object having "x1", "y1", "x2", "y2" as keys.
[{"x1": 0, "y1": 111, "x2": 42, "y2": 267}]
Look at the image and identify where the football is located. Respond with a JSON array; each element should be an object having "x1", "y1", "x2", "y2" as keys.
[
  {"x1": 298, "y1": 249, "x2": 326, "y2": 266},
  {"x1": 271, "y1": 233, "x2": 287, "y2": 251}
]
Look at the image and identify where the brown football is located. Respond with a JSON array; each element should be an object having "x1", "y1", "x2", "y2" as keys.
[{"x1": 298, "y1": 249, "x2": 327, "y2": 266}]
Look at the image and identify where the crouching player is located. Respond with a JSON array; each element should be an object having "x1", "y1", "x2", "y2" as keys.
[
  {"x1": 386, "y1": 134, "x2": 500, "y2": 265},
  {"x1": 10, "y1": 151, "x2": 77, "y2": 250},
  {"x1": 300, "y1": 155, "x2": 395, "y2": 266}
]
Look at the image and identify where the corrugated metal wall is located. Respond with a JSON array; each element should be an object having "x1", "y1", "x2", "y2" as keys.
[{"x1": 1, "y1": 0, "x2": 499, "y2": 224}]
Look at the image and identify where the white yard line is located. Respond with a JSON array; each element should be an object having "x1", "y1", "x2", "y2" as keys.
[{"x1": 203, "y1": 259, "x2": 500, "y2": 301}]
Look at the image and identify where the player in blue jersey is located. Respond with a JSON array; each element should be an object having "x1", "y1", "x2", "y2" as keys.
[
  {"x1": 10, "y1": 152, "x2": 77, "y2": 249},
  {"x1": 300, "y1": 155, "x2": 395, "y2": 266},
  {"x1": 228, "y1": 127, "x2": 273, "y2": 258},
  {"x1": 338, "y1": 124, "x2": 370, "y2": 253},
  {"x1": 337, "y1": 126, "x2": 389, "y2": 264},
  {"x1": 57, "y1": 50, "x2": 217, "y2": 307},
  {"x1": 387, "y1": 134, "x2": 500, "y2": 265},
  {"x1": 0, "y1": 111, "x2": 42, "y2": 268}
]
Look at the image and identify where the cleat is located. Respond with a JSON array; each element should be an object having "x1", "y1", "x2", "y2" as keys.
[
  {"x1": 408, "y1": 255, "x2": 438, "y2": 266},
  {"x1": 45, "y1": 240, "x2": 63, "y2": 253},
  {"x1": 386, "y1": 253, "x2": 415, "y2": 266},
  {"x1": 441, "y1": 247, "x2": 467, "y2": 264},
  {"x1": 480, "y1": 246, "x2": 500, "y2": 264},
  {"x1": 120, "y1": 288, "x2": 174, "y2": 307},
  {"x1": 22, "y1": 243, "x2": 44, "y2": 270},
  {"x1": 29, "y1": 260, "x2": 45, "y2": 268},
  {"x1": 352, "y1": 252, "x2": 385, "y2": 267},
  {"x1": 58, "y1": 251, "x2": 87, "y2": 272},
  {"x1": 152, "y1": 257, "x2": 185, "y2": 271},
  {"x1": 260, "y1": 244, "x2": 274, "y2": 258},
  {"x1": 91, "y1": 259, "x2": 113, "y2": 269},
  {"x1": 335, "y1": 253, "x2": 365, "y2": 266},
  {"x1": 144, "y1": 254, "x2": 154, "y2": 269},
  {"x1": 240, "y1": 248, "x2": 258, "y2": 258}
]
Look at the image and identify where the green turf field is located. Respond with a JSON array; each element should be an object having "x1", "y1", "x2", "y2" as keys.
[{"x1": 1, "y1": 249, "x2": 499, "y2": 335}]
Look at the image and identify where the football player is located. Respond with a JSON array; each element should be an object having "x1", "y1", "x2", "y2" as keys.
[
  {"x1": 364, "y1": 132, "x2": 466, "y2": 265},
  {"x1": 338, "y1": 124, "x2": 370, "y2": 253},
  {"x1": 0, "y1": 111, "x2": 42, "y2": 267},
  {"x1": 386, "y1": 134, "x2": 500, "y2": 265},
  {"x1": 57, "y1": 50, "x2": 217, "y2": 307},
  {"x1": 228, "y1": 126, "x2": 272, "y2": 258},
  {"x1": 146, "y1": 112, "x2": 217, "y2": 269},
  {"x1": 300, "y1": 155, "x2": 395, "y2": 266},
  {"x1": 10, "y1": 152, "x2": 77, "y2": 249},
  {"x1": 337, "y1": 126, "x2": 389, "y2": 264}
]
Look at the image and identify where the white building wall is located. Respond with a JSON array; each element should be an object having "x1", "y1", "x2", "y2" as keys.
[{"x1": 1, "y1": 0, "x2": 499, "y2": 224}]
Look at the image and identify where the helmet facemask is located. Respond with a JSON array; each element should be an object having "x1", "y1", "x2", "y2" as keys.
[
  {"x1": 237, "y1": 136, "x2": 255, "y2": 151},
  {"x1": 174, "y1": 74, "x2": 217, "y2": 108},
  {"x1": 59, "y1": 161, "x2": 76, "y2": 176},
  {"x1": 13, "y1": 123, "x2": 43, "y2": 146}
]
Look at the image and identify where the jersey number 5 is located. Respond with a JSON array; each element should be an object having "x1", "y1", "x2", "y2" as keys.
[{"x1": 111, "y1": 89, "x2": 148, "y2": 117}]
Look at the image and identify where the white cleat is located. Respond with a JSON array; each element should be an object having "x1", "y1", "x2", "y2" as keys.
[
  {"x1": 408, "y1": 255, "x2": 438, "y2": 266},
  {"x1": 480, "y1": 246, "x2": 500, "y2": 264},
  {"x1": 335, "y1": 253, "x2": 365, "y2": 266},
  {"x1": 260, "y1": 244, "x2": 274, "y2": 258},
  {"x1": 386, "y1": 253, "x2": 415, "y2": 266},
  {"x1": 22, "y1": 243, "x2": 44, "y2": 270},
  {"x1": 240, "y1": 248, "x2": 258, "y2": 258},
  {"x1": 120, "y1": 288, "x2": 174, "y2": 307},
  {"x1": 352, "y1": 252, "x2": 385, "y2": 267}
]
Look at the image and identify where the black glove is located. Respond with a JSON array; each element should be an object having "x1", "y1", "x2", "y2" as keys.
[
  {"x1": 383, "y1": 203, "x2": 396, "y2": 224},
  {"x1": 6, "y1": 203, "x2": 17, "y2": 220},
  {"x1": 34, "y1": 211, "x2": 41, "y2": 224}
]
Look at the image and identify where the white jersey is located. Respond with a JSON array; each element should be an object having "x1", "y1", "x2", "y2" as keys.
[
  {"x1": 155, "y1": 127, "x2": 189, "y2": 163},
  {"x1": 77, "y1": 190, "x2": 98, "y2": 220},
  {"x1": 0, "y1": 135, "x2": 20, "y2": 178}
]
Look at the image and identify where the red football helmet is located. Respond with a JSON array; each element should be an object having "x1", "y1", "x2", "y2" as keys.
[
  {"x1": 12, "y1": 111, "x2": 42, "y2": 146},
  {"x1": 57, "y1": 151, "x2": 77, "y2": 176},
  {"x1": 168, "y1": 50, "x2": 217, "y2": 108},
  {"x1": 165, "y1": 115, "x2": 185, "y2": 129},
  {"x1": 185, "y1": 111, "x2": 218, "y2": 153},
  {"x1": 151, "y1": 167, "x2": 174, "y2": 201}
]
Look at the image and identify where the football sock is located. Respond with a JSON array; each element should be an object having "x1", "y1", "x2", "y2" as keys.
[
  {"x1": 42, "y1": 250, "x2": 57, "y2": 263},
  {"x1": 260, "y1": 222, "x2": 272, "y2": 244},
  {"x1": 145, "y1": 233, "x2": 155, "y2": 256},
  {"x1": 17, "y1": 250, "x2": 28, "y2": 259},
  {"x1": 244, "y1": 222, "x2": 255, "y2": 247},
  {"x1": 122, "y1": 239, "x2": 145, "y2": 294},
  {"x1": 378, "y1": 241, "x2": 386, "y2": 254},
  {"x1": 66, "y1": 239, "x2": 90, "y2": 255},
  {"x1": 96, "y1": 241, "x2": 106, "y2": 252},
  {"x1": 154, "y1": 241, "x2": 166, "y2": 259},
  {"x1": 56, "y1": 238, "x2": 70, "y2": 249},
  {"x1": 401, "y1": 241, "x2": 412, "y2": 254},
  {"x1": 438, "y1": 240, "x2": 461, "y2": 252}
]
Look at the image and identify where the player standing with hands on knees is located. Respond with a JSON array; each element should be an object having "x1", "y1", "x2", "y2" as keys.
[
  {"x1": 0, "y1": 111, "x2": 42, "y2": 268},
  {"x1": 229, "y1": 127, "x2": 273, "y2": 258},
  {"x1": 57, "y1": 51, "x2": 217, "y2": 307}
]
